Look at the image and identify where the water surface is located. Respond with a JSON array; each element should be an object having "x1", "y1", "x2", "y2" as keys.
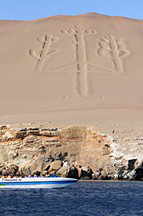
[{"x1": 0, "y1": 182, "x2": 143, "y2": 216}]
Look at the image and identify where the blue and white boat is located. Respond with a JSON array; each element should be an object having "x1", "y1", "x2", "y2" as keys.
[{"x1": 0, "y1": 176, "x2": 78, "y2": 189}]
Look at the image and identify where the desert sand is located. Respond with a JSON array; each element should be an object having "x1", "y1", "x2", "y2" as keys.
[{"x1": 0, "y1": 13, "x2": 143, "y2": 131}]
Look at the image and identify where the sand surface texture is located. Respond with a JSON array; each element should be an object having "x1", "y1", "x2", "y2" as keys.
[{"x1": 0, "y1": 13, "x2": 143, "y2": 128}]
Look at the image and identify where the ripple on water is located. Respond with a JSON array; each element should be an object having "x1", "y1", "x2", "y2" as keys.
[{"x1": 0, "y1": 182, "x2": 143, "y2": 216}]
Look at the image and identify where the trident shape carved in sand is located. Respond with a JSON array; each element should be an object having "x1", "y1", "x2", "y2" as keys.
[
  {"x1": 61, "y1": 24, "x2": 97, "y2": 97},
  {"x1": 29, "y1": 28, "x2": 130, "y2": 98}
]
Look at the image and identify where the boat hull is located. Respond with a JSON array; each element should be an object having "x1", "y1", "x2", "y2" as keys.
[{"x1": 0, "y1": 177, "x2": 77, "y2": 189}]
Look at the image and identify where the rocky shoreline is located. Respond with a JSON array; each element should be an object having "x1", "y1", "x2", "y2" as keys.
[{"x1": 0, "y1": 124, "x2": 143, "y2": 181}]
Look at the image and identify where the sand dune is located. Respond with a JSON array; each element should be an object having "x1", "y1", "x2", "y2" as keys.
[{"x1": 0, "y1": 12, "x2": 143, "y2": 130}]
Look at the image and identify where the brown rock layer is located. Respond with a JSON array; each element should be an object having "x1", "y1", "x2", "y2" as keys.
[
  {"x1": 0, "y1": 124, "x2": 142, "y2": 180},
  {"x1": 0, "y1": 124, "x2": 114, "y2": 178}
]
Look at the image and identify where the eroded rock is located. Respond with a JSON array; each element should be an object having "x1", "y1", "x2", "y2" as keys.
[{"x1": 0, "y1": 124, "x2": 142, "y2": 180}]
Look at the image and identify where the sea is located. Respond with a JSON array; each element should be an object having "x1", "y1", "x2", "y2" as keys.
[{"x1": 0, "y1": 181, "x2": 143, "y2": 216}]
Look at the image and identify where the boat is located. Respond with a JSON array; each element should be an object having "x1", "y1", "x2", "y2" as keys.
[{"x1": 0, "y1": 176, "x2": 78, "y2": 189}]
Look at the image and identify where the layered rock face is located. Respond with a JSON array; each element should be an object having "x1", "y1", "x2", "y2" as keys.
[
  {"x1": 0, "y1": 124, "x2": 143, "y2": 180},
  {"x1": 0, "y1": 125, "x2": 113, "y2": 178}
]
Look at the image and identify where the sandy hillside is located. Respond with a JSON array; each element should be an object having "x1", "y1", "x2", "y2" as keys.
[{"x1": 0, "y1": 13, "x2": 143, "y2": 130}]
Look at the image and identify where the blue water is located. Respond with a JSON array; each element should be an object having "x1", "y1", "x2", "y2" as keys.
[{"x1": 0, "y1": 182, "x2": 143, "y2": 216}]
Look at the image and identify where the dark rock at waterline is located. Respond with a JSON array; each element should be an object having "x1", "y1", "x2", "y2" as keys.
[
  {"x1": 128, "y1": 159, "x2": 137, "y2": 170},
  {"x1": 134, "y1": 167, "x2": 143, "y2": 180},
  {"x1": 80, "y1": 167, "x2": 93, "y2": 180},
  {"x1": 100, "y1": 170, "x2": 110, "y2": 180},
  {"x1": 67, "y1": 167, "x2": 79, "y2": 179}
]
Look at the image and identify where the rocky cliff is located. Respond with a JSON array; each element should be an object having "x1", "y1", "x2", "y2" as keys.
[{"x1": 0, "y1": 124, "x2": 143, "y2": 180}]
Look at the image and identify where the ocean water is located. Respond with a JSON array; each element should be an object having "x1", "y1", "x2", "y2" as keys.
[{"x1": 0, "y1": 181, "x2": 143, "y2": 216}]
